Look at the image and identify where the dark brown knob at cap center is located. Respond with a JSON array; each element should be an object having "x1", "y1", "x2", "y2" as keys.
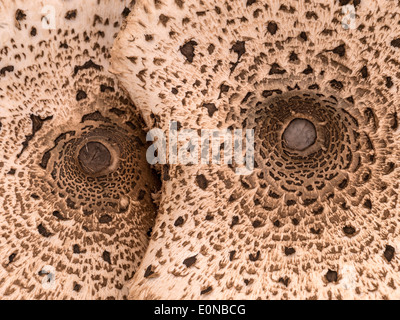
[
  {"x1": 282, "y1": 118, "x2": 317, "y2": 151},
  {"x1": 78, "y1": 141, "x2": 111, "y2": 174}
]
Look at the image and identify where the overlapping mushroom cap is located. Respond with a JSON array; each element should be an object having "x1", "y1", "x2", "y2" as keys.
[
  {"x1": 0, "y1": 0, "x2": 160, "y2": 299},
  {"x1": 111, "y1": 0, "x2": 400, "y2": 299}
]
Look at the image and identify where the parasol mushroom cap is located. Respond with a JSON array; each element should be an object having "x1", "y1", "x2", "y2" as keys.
[
  {"x1": 0, "y1": 0, "x2": 160, "y2": 299},
  {"x1": 111, "y1": 0, "x2": 400, "y2": 299}
]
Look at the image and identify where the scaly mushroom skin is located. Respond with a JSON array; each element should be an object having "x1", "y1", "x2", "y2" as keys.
[
  {"x1": 0, "y1": 0, "x2": 160, "y2": 299},
  {"x1": 111, "y1": 0, "x2": 400, "y2": 299}
]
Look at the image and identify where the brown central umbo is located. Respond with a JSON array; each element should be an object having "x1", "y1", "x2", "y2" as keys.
[
  {"x1": 78, "y1": 141, "x2": 111, "y2": 174},
  {"x1": 282, "y1": 118, "x2": 317, "y2": 151}
]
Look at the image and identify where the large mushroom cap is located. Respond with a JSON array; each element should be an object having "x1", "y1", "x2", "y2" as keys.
[
  {"x1": 111, "y1": 0, "x2": 400, "y2": 299},
  {"x1": 0, "y1": 0, "x2": 160, "y2": 299}
]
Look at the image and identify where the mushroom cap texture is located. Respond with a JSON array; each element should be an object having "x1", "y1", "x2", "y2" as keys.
[
  {"x1": 0, "y1": 0, "x2": 160, "y2": 299},
  {"x1": 111, "y1": 0, "x2": 400, "y2": 299}
]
